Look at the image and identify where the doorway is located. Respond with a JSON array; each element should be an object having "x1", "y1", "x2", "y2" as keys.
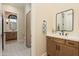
[
  {"x1": 2, "y1": 3, "x2": 31, "y2": 56},
  {"x1": 26, "y1": 11, "x2": 31, "y2": 48}
]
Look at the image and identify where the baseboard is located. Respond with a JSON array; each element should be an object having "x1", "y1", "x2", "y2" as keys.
[{"x1": 41, "y1": 52, "x2": 47, "y2": 56}]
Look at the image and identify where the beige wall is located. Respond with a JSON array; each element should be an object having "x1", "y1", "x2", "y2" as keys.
[
  {"x1": 31, "y1": 4, "x2": 51, "y2": 56},
  {"x1": 2, "y1": 4, "x2": 25, "y2": 41},
  {"x1": 31, "y1": 3, "x2": 79, "y2": 56},
  {"x1": 31, "y1": 3, "x2": 55, "y2": 56},
  {"x1": 49, "y1": 3, "x2": 79, "y2": 34}
]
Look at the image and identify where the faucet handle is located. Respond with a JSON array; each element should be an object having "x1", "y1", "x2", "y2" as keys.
[
  {"x1": 65, "y1": 33, "x2": 68, "y2": 36},
  {"x1": 59, "y1": 33, "x2": 61, "y2": 35}
]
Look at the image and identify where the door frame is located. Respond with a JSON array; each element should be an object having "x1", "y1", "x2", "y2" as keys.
[
  {"x1": 26, "y1": 10, "x2": 31, "y2": 56},
  {"x1": 2, "y1": 14, "x2": 4, "y2": 50}
]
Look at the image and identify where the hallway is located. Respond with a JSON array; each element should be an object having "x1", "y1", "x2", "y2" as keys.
[
  {"x1": 1, "y1": 3, "x2": 31, "y2": 56},
  {"x1": 2, "y1": 40, "x2": 31, "y2": 56}
]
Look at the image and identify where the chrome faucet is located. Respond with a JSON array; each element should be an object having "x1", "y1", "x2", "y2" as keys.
[
  {"x1": 59, "y1": 30, "x2": 64, "y2": 35},
  {"x1": 61, "y1": 30, "x2": 64, "y2": 35},
  {"x1": 59, "y1": 30, "x2": 68, "y2": 36}
]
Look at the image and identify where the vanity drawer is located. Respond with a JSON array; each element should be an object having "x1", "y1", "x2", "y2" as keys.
[
  {"x1": 53, "y1": 37, "x2": 65, "y2": 44},
  {"x1": 66, "y1": 40, "x2": 79, "y2": 48},
  {"x1": 46, "y1": 36, "x2": 55, "y2": 40},
  {"x1": 46, "y1": 36, "x2": 52, "y2": 39}
]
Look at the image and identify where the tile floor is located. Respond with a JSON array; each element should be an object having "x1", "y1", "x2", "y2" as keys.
[{"x1": 2, "y1": 40, "x2": 31, "y2": 56}]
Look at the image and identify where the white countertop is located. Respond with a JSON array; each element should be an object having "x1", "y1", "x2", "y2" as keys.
[{"x1": 47, "y1": 33, "x2": 79, "y2": 42}]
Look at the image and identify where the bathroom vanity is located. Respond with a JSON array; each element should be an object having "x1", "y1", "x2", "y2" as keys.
[
  {"x1": 46, "y1": 9, "x2": 78, "y2": 56},
  {"x1": 4, "y1": 11, "x2": 17, "y2": 41},
  {"x1": 46, "y1": 34, "x2": 79, "y2": 56},
  {"x1": 5, "y1": 32, "x2": 17, "y2": 41}
]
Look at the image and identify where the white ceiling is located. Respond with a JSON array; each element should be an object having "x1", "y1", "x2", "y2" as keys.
[{"x1": 2, "y1": 3, "x2": 30, "y2": 7}]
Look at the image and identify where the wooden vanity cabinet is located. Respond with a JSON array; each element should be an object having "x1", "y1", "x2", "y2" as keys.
[
  {"x1": 54, "y1": 38, "x2": 66, "y2": 56},
  {"x1": 47, "y1": 36, "x2": 65, "y2": 56},
  {"x1": 47, "y1": 36, "x2": 79, "y2": 56},
  {"x1": 55, "y1": 43, "x2": 62, "y2": 56},
  {"x1": 47, "y1": 37, "x2": 56, "y2": 56},
  {"x1": 5, "y1": 32, "x2": 17, "y2": 41},
  {"x1": 61, "y1": 44, "x2": 78, "y2": 56},
  {"x1": 63, "y1": 40, "x2": 79, "y2": 56},
  {"x1": 56, "y1": 43, "x2": 78, "y2": 56}
]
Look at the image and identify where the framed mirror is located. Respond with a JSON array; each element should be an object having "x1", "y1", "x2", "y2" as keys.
[
  {"x1": 5, "y1": 11, "x2": 17, "y2": 32},
  {"x1": 8, "y1": 14, "x2": 17, "y2": 31},
  {"x1": 56, "y1": 9, "x2": 74, "y2": 31}
]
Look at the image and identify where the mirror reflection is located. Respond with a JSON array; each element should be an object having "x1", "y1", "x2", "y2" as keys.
[
  {"x1": 56, "y1": 9, "x2": 74, "y2": 31},
  {"x1": 8, "y1": 15, "x2": 17, "y2": 31}
]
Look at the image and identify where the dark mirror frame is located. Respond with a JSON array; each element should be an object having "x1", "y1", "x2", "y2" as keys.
[
  {"x1": 8, "y1": 14, "x2": 17, "y2": 19},
  {"x1": 56, "y1": 9, "x2": 74, "y2": 32}
]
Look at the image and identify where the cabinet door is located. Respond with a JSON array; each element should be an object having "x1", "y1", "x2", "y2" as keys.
[
  {"x1": 56, "y1": 43, "x2": 63, "y2": 56},
  {"x1": 47, "y1": 37, "x2": 56, "y2": 56},
  {"x1": 61, "y1": 45, "x2": 78, "y2": 56}
]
